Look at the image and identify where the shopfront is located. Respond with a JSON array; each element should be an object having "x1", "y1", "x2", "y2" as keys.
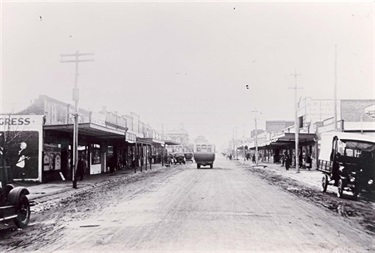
[{"x1": 0, "y1": 115, "x2": 44, "y2": 183}]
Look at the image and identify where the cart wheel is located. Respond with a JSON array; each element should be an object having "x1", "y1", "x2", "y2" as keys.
[
  {"x1": 337, "y1": 179, "x2": 344, "y2": 198},
  {"x1": 14, "y1": 194, "x2": 30, "y2": 228},
  {"x1": 321, "y1": 175, "x2": 328, "y2": 192}
]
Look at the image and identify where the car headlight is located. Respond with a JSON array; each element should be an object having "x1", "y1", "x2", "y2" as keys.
[
  {"x1": 368, "y1": 179, "x2": 373, "y2": 185},
  {"x1": 350, "y1": 177, "x2": 356, "y2": 183}
]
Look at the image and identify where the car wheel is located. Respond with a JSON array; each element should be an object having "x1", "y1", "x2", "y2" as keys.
[
  {"x1": 210, "y1": 164, "x2": 213, "y2": 169},
  {"x1": 337, "y1": 179, "x2": 344, "y2": 198},
  {"x1": 197, "y1": 164, "x2": 200, "y2": 169},
  {"x1": 14, "y1": 194, "x2": 30, "y2": 228},
  {"x1": 321, "y1": 175, "x2": 328, "y2": 192}
]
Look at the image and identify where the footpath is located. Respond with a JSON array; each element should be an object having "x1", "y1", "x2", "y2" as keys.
[
  {"x1": 12, "y1": 164, "x2": 164, "y2": 212},
  {"x1": 235, "y1": 158, "x2": 326, "y2": 192}
]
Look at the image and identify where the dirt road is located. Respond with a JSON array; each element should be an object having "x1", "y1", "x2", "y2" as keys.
[{"x1": 1, "y1": 157, "x2": 374, "y2": 252}]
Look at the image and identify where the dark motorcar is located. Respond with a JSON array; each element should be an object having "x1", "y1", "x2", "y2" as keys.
[
  {"x1": 174, "y1": 153, "x2": 185, "y2": 165},
  {"x1": 184, "y1": 152, "x2": 193, "y2": 163},
  {"x1": 319, "y1": 132, "x2": 375, "y2": 198},
  {"x1": 0, "y1": 183, "x2": 31, "y2": 228}
]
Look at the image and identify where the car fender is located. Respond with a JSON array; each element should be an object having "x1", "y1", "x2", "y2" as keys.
[
  {"x1": 3, "y1": 184, "x2": 15, "y2": 196},
  {"x1": 8, "y1": 187, "x2": 30, "y2": 206}
]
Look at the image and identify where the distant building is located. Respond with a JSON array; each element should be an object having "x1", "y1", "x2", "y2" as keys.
[
  {"x1": 316, "y1": 99, "x2": 375, "y2": 135},
  {"x1": 164, "y1": 123, "x2": 189, "y2": 146},
  {"x1": 297, "y1": 97, "x2": 375, "y2": 134},
  {"x1": 265, "y1": 121, "x2": 294, "y2": 133},
  {"x1": 194, "y1": 135, "x2": 208, "y2": 143}
]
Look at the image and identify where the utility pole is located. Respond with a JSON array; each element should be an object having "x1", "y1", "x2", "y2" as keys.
[
  {"x1": 334, "y1": 44, "x2": 338, "y2": 131},
  {"x1": 251, "y1": 110, "x2": 260, "y2": 166},
  {"x1": 232, "y1": 128, "x2": 235, "y2": 158},
  {"x1": 235, "y1": 127, "x2": 238, "y2": 159},
  {"x1": 162, "y1": 123, "x2": 164, "y2": 167},
  {"x1": 243, "y1": 125, "x2": 246, "y2": 161},
  {"x1": 289, "y1": 71, "x2": 302, "y2": 173},
  {"x1": 60, "y1": 51, "x2": 94, "y2": 188}
]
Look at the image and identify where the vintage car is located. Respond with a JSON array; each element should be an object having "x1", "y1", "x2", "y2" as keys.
[
  {"x1": 184, "y1": 152, "x2": 194, "y2": 163},
  {"x1": 194, "y1": 143, "x2": 215, "y2": 169},
  {"x1": 318, "y1": 132, "x2": 375, "y2": 198},
  {"x1": 173, "y1": 153, "x2": 186, "y2": 165},
  {"x1": 0, "y1": 183, "x2": 31, "y2": 228}
]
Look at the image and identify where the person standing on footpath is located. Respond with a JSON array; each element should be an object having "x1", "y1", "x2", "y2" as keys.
[
  {"x1": 77, "y1": 155, "x2": 87, "y2": 181},
  {"x1": 285, "y1": 152, "x2": 290, "y2": 171}
]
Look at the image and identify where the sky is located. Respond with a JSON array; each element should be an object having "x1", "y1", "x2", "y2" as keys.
[{"x1": 1, "y1": 1, "x2": 374, "y2": 150}]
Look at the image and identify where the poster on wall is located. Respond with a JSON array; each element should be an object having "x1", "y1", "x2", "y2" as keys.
[
  {"x1": 3, "y1": 131, "x2": 39, "y2": 179},
  {"x1": 43, "y1": 144, "x2": 61, "y2": 171},
  {"x1": 0, "y1": 115, "x2": 43, "y2": 182}
]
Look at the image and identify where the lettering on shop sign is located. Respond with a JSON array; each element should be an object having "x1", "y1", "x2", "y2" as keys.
[
  {"x1": 0, "y1": 117, "x2": 31, "y2": 126},
  {"x1": 365, "y1": 104, "x2": 375, "y2": 119}
]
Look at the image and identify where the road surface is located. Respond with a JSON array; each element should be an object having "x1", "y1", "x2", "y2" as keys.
[{"x1": 3, "y1": 157, "x2": 374, "y2": 252}]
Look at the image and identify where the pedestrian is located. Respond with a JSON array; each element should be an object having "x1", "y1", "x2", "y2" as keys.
[
  {"x1": 285, "y1": 153, "x2": 290, "y2": 171},
  {"x1": 77, "y1": 155, "x2": 87, "y2": 181},
  {"x1": 109, "y1": 155, "x2": 116, "y2": 173},
  {"x1": 306, "y1": 154, "x2": 312, "y2": 170},
  {"x1": 252, "y1": 154, "x2": 255, "y2": 164}
]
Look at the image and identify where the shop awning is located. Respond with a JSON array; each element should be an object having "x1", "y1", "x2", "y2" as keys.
[
  {"x1": 136, "y1": 137, "x2": 153, "y2": 145},
  {"x1": 164, "y1": 140, "x2": 180, "y2": 146},
  {"x1": 44, "y1": 123, "x2": 126, "y2": 139},
  {"x1": 269, "y1": 132, "x2": 316, "y2": 146},
  {"x1": 136, "y1": 137, "x2": 165, "y2": 146}
]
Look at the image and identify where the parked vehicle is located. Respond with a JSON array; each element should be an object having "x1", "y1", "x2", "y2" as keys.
[
  {"x1": 318, "y1": 132, "x2": 375, "y2": 198},
  {"x1": 0, "y1": 183, "x2": 31, "y2": 228},
  {"x1": 174, "y1": 153, "x2": 186, "y2": 165},
  {"x1": 184, "y1": 152, "x2": 194, "y2": 163},
  {"x1": 194, "y1": 143, "x2": 215, "y2": 169}
]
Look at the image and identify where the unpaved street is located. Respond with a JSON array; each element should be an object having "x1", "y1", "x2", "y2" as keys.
[{"x1": 1, "y1": 157, "x2": 374, "y2": 252}]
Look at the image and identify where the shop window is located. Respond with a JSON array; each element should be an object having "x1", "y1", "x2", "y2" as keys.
[{"x1": 92, "y1": 145, "x2": 101, "y2": 165}]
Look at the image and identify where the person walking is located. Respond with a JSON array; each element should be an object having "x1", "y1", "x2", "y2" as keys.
[{"x1": 77, "y1": 155, "x2": 87, "y2": 181}]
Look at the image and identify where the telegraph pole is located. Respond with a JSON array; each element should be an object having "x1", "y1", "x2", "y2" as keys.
[
  {"x1": 60, "y1": 51, "x2": 94, "y2": 188},
  {"x1": 243, "y1": 125, "x2": 246, "y2": 161},
  {"x1": 334, "y1": 44, "x2": 338, "y2": 131},
  {"x1": 251, "y1": 110, "x2": 260, "y2": 166},
  {"x1": 235, "y1": 127, "x2": 238, "y2": 159},
  {"x1": 289, "y1": 71, "x2": 302, "y2": 173}
]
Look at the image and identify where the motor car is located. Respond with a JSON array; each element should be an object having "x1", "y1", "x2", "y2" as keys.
[
  {"x1": 0, "y1": 183, "x2": 31, "y2": 228},
  {"x1": 318, "y1": 132, "x2": 375, "y2": 198},
  {"x1": 184, "y1": 152, "x2": 194, "y2": 163},
  {"x1": 174, "y1": 153, "x2": 185, "y2": 164}
]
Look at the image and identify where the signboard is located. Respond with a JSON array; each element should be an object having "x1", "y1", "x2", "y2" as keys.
[
  {"x1": 91, "y1": 112, "x2": 106, "y2": 126},
  {"x1": 126, "y1": 132, "x2": 137, "y2": 143},
  {"x1": 365, "y1": 104, "x2": 375, "y2": 119},
  {"x1": 0, "y1": 115, "x2": 43, "y2": 182}
]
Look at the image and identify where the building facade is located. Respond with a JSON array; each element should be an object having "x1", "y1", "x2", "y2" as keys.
[{"x1": 1, "y1": 95, "x2": 173, "y2": 183}]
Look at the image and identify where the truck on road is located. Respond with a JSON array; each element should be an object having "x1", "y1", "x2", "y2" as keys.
[{"x1": 194, "y1": 143, "x2": 215, "y2": 169}]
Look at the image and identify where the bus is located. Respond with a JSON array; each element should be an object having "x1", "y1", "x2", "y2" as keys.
[{"x1": 194, "y1": 143, "x2": 215, "y2": 169}]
